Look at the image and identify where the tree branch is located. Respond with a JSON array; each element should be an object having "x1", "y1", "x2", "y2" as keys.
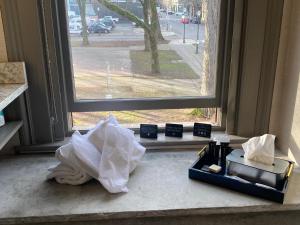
[
  {"x1": 97, "y1": 0, "x2": 151, "y2": 32},
  {"x1": 138, "y1": 0, "x2": 144, "y2": 7}
]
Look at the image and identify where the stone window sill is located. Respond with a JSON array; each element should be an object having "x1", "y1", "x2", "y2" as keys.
[{"x1": 0, "y1": 150, "x2": 299, "y2": 224}]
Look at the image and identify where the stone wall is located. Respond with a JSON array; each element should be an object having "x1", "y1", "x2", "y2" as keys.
[
  {"x1": 269, "y1": 0, "x2": 300, "y2": 165},
  {"x1": 0, "y1": 9, "x2": 7, "y2": 62}
]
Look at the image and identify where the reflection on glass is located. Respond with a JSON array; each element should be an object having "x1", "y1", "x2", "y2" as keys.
[{"x1": 66, "y1": 0, "x2": 220, "y2": 100}]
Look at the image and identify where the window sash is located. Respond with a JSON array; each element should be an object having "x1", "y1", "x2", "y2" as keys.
[{"x1": 57, "y1": 0, "x2": 233, "y2": 112}]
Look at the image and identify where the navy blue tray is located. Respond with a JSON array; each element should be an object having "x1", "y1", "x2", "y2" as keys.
[{"x1": 188, "y1": 148, "x2": 294, "y2": 203}]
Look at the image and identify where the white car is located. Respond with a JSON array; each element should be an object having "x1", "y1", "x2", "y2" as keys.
[
  {"x1": 175, "y1": 12, "x2": 184, "y2": 16},
  {"x1": 69, "y1": 16, "x2": 96, "y2": 27},
  {"x1": 69, "y1": 22, "x2": 82, "y2": 32},
  {"x1": 103, "y1": 16, "x2": 119, "y2": 23}
]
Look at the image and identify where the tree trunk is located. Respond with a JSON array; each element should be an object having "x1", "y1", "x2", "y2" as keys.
[
  {"x1": 149, "y1": 1, "x2": 160, "y2": 74},
  {"x1": 98, "y1": 0, "x2": 160, "y2": 74},
  {"x1": 77, "y1": 0, "x2": 89, "y2": 46},
  {"x1": 148, "y1": 33, "x2": 160, "y2": 74},
  {"x1": 143, "y1": 0, "x2": 150, "y2": 51},
  {"x1": 151, "y1": 1, "x2": 164, "y2": 41}
]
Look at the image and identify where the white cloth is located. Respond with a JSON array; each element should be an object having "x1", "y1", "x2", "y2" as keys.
[
  {"x1": 47, "y1": 143, "x2": 92, "y2": 185},
  {"x1": 47, "y1": 115, "x2": 146, "y2": 193},
  {"x1": 242, "y1": 134, "x2": 276, "y2": 165}
]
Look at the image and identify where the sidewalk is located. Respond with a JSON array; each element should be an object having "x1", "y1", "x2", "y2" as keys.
[{"x1": 168, "y1": 39, "x2": 205, "y2": 78}]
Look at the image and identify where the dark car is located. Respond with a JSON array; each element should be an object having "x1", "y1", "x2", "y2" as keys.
[
  {"x1": 190, "y1": 16, "x2": 201, "y2": 24},
  {"x1": 100, "y1": 18, "x2": 116, "y2": 28},
  {"x1": 88, "y1": 22, "x2": 111, "y2": 33}
]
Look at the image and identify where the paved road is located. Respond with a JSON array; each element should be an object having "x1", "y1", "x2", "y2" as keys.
[
  {"x1": 70, "y1": 16, "x2": 205, "y2": 43},
  {"x1": 159, "y1": 14, "x2": 205, "y2": 41}
]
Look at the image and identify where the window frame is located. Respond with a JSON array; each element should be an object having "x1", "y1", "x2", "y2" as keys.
[
  {"x1": 56, "y1": 0, "x2": 233, "y2": 113},
  {"x1": 0, "y1": 0, "x2": 284, "y2": 147}
]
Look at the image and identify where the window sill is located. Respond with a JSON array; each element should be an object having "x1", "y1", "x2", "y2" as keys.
[
  {"x1": 136, "y1": 132, "x2": 248, "y2": 149},
  {"x1": 0, "y1": 151, "x2": 299, "y2": 225},
  {"x1": 16, "y1": 131, "x2": 248, "y2": 153}
]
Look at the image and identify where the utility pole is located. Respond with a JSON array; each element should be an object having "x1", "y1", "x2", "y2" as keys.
[
  {"x1": 195, "y1": 10, "x2": 201, "y2": 54},
  {"x1": 182, "y1": 15, "x2": 186, "y2": 43},
  {"x1": 166, "y1": 8, "x2": 169, "y2": 31}
]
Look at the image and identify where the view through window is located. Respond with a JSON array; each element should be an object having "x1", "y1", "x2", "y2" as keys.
[
  {"x1": 72, "y1": 108, "x2": 219, "y2": 129},
  {"x1": 66, "y1": 0, "x2": 221, "y2": 127}
]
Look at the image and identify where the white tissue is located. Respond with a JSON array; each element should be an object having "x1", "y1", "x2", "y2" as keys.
[
  {"x1": 242, "y1": 134, "x2": 276, "y2": 165},
  {"x1": 47, "y1": 115, "x2": 146, "y2": 193}
]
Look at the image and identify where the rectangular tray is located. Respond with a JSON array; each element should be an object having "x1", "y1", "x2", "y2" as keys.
[{"x1": 188, "y1": 148, "x2": 294, "y2": 203}]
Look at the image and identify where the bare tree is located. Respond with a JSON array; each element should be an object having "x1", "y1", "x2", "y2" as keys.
[
  {"x1": 97, "y1": 0, "x2": 160, "y2": 74},
  {"x1": 151, "y1": 1, "x2": 164, "y2": 41},
  {"x1": 139, "y1": 0, "x2": 150, "y2": 51},
  {"x1": 149, "y1": 0, "x2": 160, "y2": 73},
  {"x1": 76, "y1": 0, "x2": 89, "y2": 46},
  {"x1": 139, "y1": 0, "x2": 164, "y2": 50}
]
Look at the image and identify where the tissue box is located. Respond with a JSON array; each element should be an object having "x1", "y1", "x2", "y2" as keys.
[
  {"x1": 226, "y1": 149, "x2": 290, "y2": 189},
  {"x1": 0, "y1": 111, "x2": 4, "y2": 127}
]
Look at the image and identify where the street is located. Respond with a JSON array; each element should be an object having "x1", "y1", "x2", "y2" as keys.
[
  {"x1": 71, "y1": 14, "x2": 205, "y2": 44},
  {"x1": 160, "y1": 13, "x2": 205, "y2": 42}
]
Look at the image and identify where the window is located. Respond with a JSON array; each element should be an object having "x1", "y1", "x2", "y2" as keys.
[{"x1": 58, "y1": 0, "x2": 232, "y2": 129}]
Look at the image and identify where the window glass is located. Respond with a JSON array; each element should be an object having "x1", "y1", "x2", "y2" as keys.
[
  {"x1": 66, "y1": 0, "x2": 221, "y2": 100},
  {"x1": 72, "y1": 108, "x2": 218, "y2": 129}
]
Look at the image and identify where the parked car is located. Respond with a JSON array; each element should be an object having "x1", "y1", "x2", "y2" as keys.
[
  {"x1": 175, "y1": 11, "x2": 184, "y2": 16},
  {"x1": 69, "y1": 17, "x2": 82, "y2": 30},
  {"x1": 100, "y1": 18, "x2": 116, "y2": 29},
  {"x1": 69, "y1": 16, "x2": 96, "y2": 27},
  {"x1": 103, "y1": 16, "x2": 119, "y2": 23},
  {"x1": 132, "y1": 19, "x2": 146, "y2": 27},
  {"x1": 69, "y1": 22, "x2": 82, "y2": 32},
  {"x1": 88, "y1": 21, "x2": 111, "y2": 33},
  {"x1": 69, "y1": 27, "x2": 89, "y2": 36},
  {"x1": 190, "y1": 16, "x2": 201, "y2": 24},
  {"x1": 167, "y1": 11, "x2": 175, "y2": 15},
  {"x1": 181, "y1": 17, "x2": 189, "y2": 24}
]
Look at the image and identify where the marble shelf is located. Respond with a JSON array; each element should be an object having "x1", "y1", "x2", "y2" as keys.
[
  {"x1": 0, "y1": 83, "x2": 28, "y2": 111},
  {"x1": 0, "y1": 62, "x2": 27, "y2": 150},
  {"x1": 0, "y1": 121, "x2": 23, "y2": 150}
]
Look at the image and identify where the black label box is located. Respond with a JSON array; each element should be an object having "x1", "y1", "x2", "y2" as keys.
[
  {"x1": 193, "y1": 123, "x2": 212, "y2": 138},
  {"x1": 165, "y1": 123, "x2": 183, "y2": 138},
  {"x1": 140, "y1": 124, "x2": 158, "y2": 139}
]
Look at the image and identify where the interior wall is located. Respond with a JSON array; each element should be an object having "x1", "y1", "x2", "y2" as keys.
[
  {"x1": 0, "y1": 9, "x2": 7, "y2": 61},
  {"x1": 270, "y1": 0, "x2": 300, "y2": 165},
  {"x1": 0, "y1": 7, "x2": 20, "y2": 154}
]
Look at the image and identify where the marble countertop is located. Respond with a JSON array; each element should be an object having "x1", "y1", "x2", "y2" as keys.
[
  {"x1": 0, "y1": 62, "x2": 28, "y2": 111},
  {"x1": 0, "y1": 151, "x2": 299, "y2": 224},
  {"x1": 0, "y1": 83, "x2": 28, "y2": 111}
]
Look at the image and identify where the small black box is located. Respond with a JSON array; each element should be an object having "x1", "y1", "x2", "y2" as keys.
[
  {"x1": 140, "y1": 124, "x2": 158, "y2": 139},
  {"x1": 193, "y1": 123, "x2": 212, "y2": 138},
  {"x1": 165, "y1": 123, "x2": 183, "y2": 138}
]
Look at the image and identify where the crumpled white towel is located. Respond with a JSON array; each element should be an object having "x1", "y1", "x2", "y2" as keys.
[
  {"x1": 47, "y1": 143, "x2": 92, "y2": 185},
  {"x1": 47, "y1": 115, "x2": 146, "y2": 193}
]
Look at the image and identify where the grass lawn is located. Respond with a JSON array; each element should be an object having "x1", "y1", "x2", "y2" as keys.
[
  {"x1": 72, "y1": 108, "x2": 217, "y2": 128},
  {"x1": 130, "y1": 50, "x2": 199, "y2": 79}
]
